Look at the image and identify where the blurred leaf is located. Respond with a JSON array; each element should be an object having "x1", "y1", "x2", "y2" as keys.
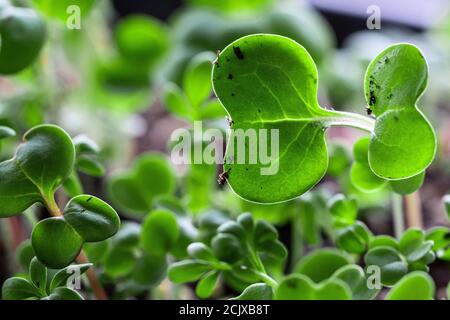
[
  {"x1": 385, "y1": 272, "x2": 434, "y2": 300},
  {"x1": 335, "y1": 221, "x2": 372, "y2": 254},
  {"x1": 183, "y1": 51, "x2": 215, "y2": 109},
  {"x1": 0, "y1": 125, "x2": 15, "y2": 139},
  {"x1": 132, "y1": 253, "x2": 167, "y2": 286},
  {"x1": 328, "y1": 194, "x2": 358, "y2": 228},
  {"x1": 195, "y1": 270, "x2": 220, "y2": 299},
  {"x1": 46, "y1": 287, "x2": 83, "y2": 300},
  {"x1": 331, "y1": 264, "x2": 379, "y2": 300},
  {"x1": 390, "y1": 172, "x2": 425, "y2": 195},
  {"x1": 168, "y1": 260, "x2": 212, "y2": 283},
  {"x1": 140, "y1": 209, "x2": 180, "y2": 255},
  {"x1": 77, "y1": 155, "x2": 105, "y2": 177},
  {"x1": 231, "y1": 283, "x2": 273, "y2": 300},
  {"x1": 327, "y1": 143, "x2": 351, "y2": 177},
  {"x1": 16, "y1": 240, "x2": 35, "y2": 270},
  {"x1": 295, "y1": 248, "x2": 351, "y2": 283},
  {"x1": 364, "y1": 246, "x2": 408, "y2": 286},
  {"x1": 49, "y1": 263, "x2": 91, "y2": 292},
  {"x1": 1, "y1": 277, "x2": 41, "y2": 300}
]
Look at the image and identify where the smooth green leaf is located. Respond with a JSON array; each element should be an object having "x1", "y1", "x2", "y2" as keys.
[
  {"x1": 63, "y1": 195, "x2": 120, "y2": 242},
  {"x1": 77, "y1": 155, "x2": 105, "y2": 177},
  {"x1": 196, "y1": 270, "x2": 220, "y2": 299},
  {"x1": 49, "y1": 263, "x2": 91, "y2": 292},
  {"x1": 32, "y1": 218, "x2": 83, "y2": 269},
  {"x1": 212, "y1": 34, "x2": 374, "y2": 203},
  {"x1": 140, "y1": 209, "x2": 180, "y2": 255},
  {"x1": 331, "y1": 264, "x2": 379, "y2": 300},
  {"x1": 1, "y1": 277, "x2": 41, "y2": 300},
  {"x1": 390, "y1": 172, "x2": 425, "y2": 195},
  {"x1": 231, "y1": 283, "x2": 273, "y2": 300},
  {"x1": 295, "y1": 248, "x2": 351, "y2": 283},
  {"x1": 276, "y1": 274, "x2": 351, "y2": 300},
  {"x1": 187, "y1": 243, "x2": 217, "y2": 263},
  {"x1": 335, "y1": 221, "x2": 372, "y2": 254},
  {"x1": 0, "y1": 6, "x2": 46, "y2": 74},
  {"x1": 426, "y1": 227, "x2": 450, "y2": 261},
  {"x1": 168, "y1": 260, "x2": 212, "y2": 283},
  {"x1": 163, "y1": 83, "x2": 192, "y2": 119},
  {"x1": 364, "y1": 246, "x2": 408, "y2": 286},
  {"x1": 369, "y1": 235, "x2": 399, "y2": 250},
  {"x1": 0, "y1": 125, "x2": 15, "y2": 139},
  {"x1": 399, "y1": 228, "x2": 433, "y2": 263},
  {"x1": 365, "y1": 43, "x2": 436, "y2": 180},
  {"x1": 46, "y1": 287, "x2": 83, "y2": 300},
  {"x1": 16, "y1": 240, "x2": 35, "y2": 270},
  {"x1": 183, "y1": 51, "x2": 215, "y2": 109},
  {"x1": 29, "y1": 257, "x2": 47, "y2": 293},
  {"x1": 103, "y1": 246, "x2": 135, "y2": 278},
  {"x1": 132, "y1": 253, "x2": 167, "y2": 286},
  {"x1": 350, "y1": 136, "x2": 386, "y2": 192},
  {"x1": 327, "y1": 143, "x2": 351, "y2": 177},
  {"x1": 385, "y1": 271, "x2": 434, "y2": 300}
]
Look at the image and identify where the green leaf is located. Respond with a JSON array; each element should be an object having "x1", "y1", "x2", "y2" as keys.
[
  {"x1": 335, "y1": 221, "x2": 372, "y2": 254},
  {"x1": 327, "y1": 143, "x2": 351, "y2": 177},
  {"x1": 231, "y1": 283, "x2": 273, "y2": 300},
  {"x1": 328, "y1": 194, "x2": 358, "y2": 227},
  {"x1": 29, "y1": 257, "x2": 47, "y2": 293},
  {"x1": 399, "y1": 228, "x2": 433, "y2": 263},
  {"x1": 63, "y1": 195, "x2": 120, "y2": 242},
  {"x1": 103, "y1": 246, "x2": 135, "y2": 278},
  {"x1": 83, "y1": 241, "x2": 109, "y2": 264},
  {"x1": 32, "y1": 0, "x2": 96, "y2": 22},
  {"x1": 73, "y1": 134, "x2": 100, "y2": 155},
  {"x1": 114, "y1": 15, "x2": 169, "y2": 66},
  {"x1": 331, "y1": 264, "x2": 379, "y2": 300},
  {"x1": 365, "y1": 43, "x2": 436, "y2": 180},
  {"x1": 275, "y1": 274, "x2": 351, "y2": 300},
  {"x1": 108, "y1": 153, "x2": 176, "y2": 215},
  {"x1": 385, "y1": 271, "x2": 434, "y2": 300},
  {"x1": 295, "y1": 248, "x2": 351, "y2": 283},
  {"x1": 15, "y1": 124, "x2": 75, "y2": 200},
  {"x1": 0, "y1": 6, "x2": 47, "y2": 74},
  {"x1": 187, "y1": 242, "x2": 217, "y2": 263},
  {"x1": 369, "y1": 235, "x2": 399, "y2": 250},
  {"x1": 212, "y1": 34, "x2": 374, "y2": 203},
  {"x1": 140, "y1": 209, "x2": 180, "y2": 255},
  {"x1": 16, "y1": 240, "x2": 35, "y2": 270},
  {"x1": 76, "y1": 155, "x2": 105, "y2": 177},
  {"x1": 426, "y1": 227, "x2": 450, "y2": 261},
  {"x1": 390, "y1": 172, "x2": 425, "y2": 195},
  {"x1": 32, "y1": 218, "x2": 83, "y2": 269},
  {"x1": 132, "y1": 253, "x2": 167, "y2": 286},
  {"x1": 46, "y1": 287, "x2": 83, "y2": 300},
  {"x1": 364, "y1": 246, "x2": 408, "y2": 286},
  {"x1": 0, "y1": 125, "x2": 16, "y2": 139},
  {"x1": 163, "y1": 83, "x2": 192, "y2": 119},
  {"x1": 168, "y1": 260, "x2": 212, "y2": 283},
  {"x1": 49, "y1": 263, "x2": 91, "y2": 292},
  {"x1": 1, "y1": 277, "x2": 41, "y2": 300},
  {"x1": 183, "y1": 51, "x2": 216, "y2": 109},
  {"x1": 196, "y1": 270, "x2": 220, "y2": 299},
  {"x1": 63, "y1": 171, "x2": 83, "y2": 198},
  {"x1": 350, "y1": 136, "x2": 386, "y2": 192},
  {"x1": 188, "y1": 0, "x2": 273, "y2": 12}
]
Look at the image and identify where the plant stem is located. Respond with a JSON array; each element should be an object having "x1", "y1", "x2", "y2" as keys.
[
  {"x1": 404, "y1": 191, "x2": 423, "y2": 229},
  {"x1": 325, "y1": 110, "x2": 376, "y2": 133},
  {"x1": 45, "y1": 197, "x2": 108, "y2": 300},
  {"x1": 392, "y1": 194, "x2": 405, "y2": 239},
  {"x1": 254, "y1": 270, "x2": 278, "y2": 289}
]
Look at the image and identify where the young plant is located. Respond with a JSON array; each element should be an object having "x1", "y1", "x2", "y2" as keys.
[
  {"x1": 212, "y1": 34, "x2": 436, "y2": 203},
  {"x1": 0, "y1": 124, "x2": 120, "y2": 299}
]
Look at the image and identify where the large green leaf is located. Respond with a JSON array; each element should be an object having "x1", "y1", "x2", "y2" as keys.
[
  {"x1": 0, "y1": 125, "x2": 75, "y2": 217},
  {"x1": 212, "y1": 34, "x2": 374, "y2": 203},
  {"x1": 0, "y1": 6, "x2": 47, "y2": 74},
  {"x1": 365, "y1": 43, "x2": 436, "y2": 180},
  {"x1": 385, "y1": 271, "x2": 434, "y2": 300},
  {"x1": 140, "y1": 209, "x2": 180, "y2": 255},
  {"x1": 31, "y1": 218, "x2": 84, "y2": 269},
  {"x1": 63, "y1": 195, "x2": 120, "y2": 242},
  {"x1": 1, "y1": 277, "x2": 41, "y2": 300}
]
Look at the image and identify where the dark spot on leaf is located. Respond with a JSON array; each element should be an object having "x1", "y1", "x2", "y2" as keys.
[
  {"x1": 384, "y1": 57, "x2": 390, "y2": 63},
  {"x1": 218, "y1": 169, "x2": 231, "y2": 185},
  {"x1": 228, "y1": 74, "x2": 233, "y2": 80},
  {"x1": 246, "y1": 168, "x2": 249, "y2": 171},
  {"x1": 387, "y1": 93, "x2": 393, "y2": 100},
  {"x1": 286, "y1": 279, "x2": 298, "y2": 289},
  {"x1": 366, "y1": 107, "x2": 372, "y2": 115},
  {"x1": 258, "y1": 109, "x2": 261, "y2": 113},
  {"x1": 87, "y1": 197, "x2": 93, "y2": 203},
  {"x1": 369, "y1": 91, "x2": 376, "y2": 106},
  {"x1": 226, "y1": 57, "x2": 230, "y2": 62},
  {"x1": 394, "y1": 115, "x2": 399, "y2": 122},
  {"x1": 443, "y1": 232, "x2": 450, "y2": 240},
  {"x1": 231, "y1": 93, "x2": 235, "y2": 97},
  {"x1": 233, "y1": 46, "x2": 244, "y2": 60}
]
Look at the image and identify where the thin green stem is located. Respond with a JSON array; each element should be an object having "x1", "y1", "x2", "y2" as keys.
[
  {"x1": 253, "y1": 270, "x2": 278, "y2": 289},
  {"x1": 392, "y1": 194, "x2": 405, "y2": 239},
  {"x1": 325, "y1": 110, "x2": 376, "y2": 133}
]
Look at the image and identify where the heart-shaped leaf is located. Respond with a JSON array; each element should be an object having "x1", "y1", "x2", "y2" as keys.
[
  {"x1": 295, "y1": 248, "x2": 351, "y2": 283},
  {"x1": 364, "y1": 246, "x2": 408, "y2": 286},
  {"x1": 212, "y1": 34, "x2": 374, "y2": 203},
  {"x1": 0, "y1": 125, "x2": 75, "y2": 217},
  {"x1": 328, "y1": 194, "x2": 358, "y2": 227},
  {"x1": 108, "y1": 153, "x2": 176, "y2": 215},
  {"x1": 1, "y1": 277, "x2": 41, "y2": 300},
  {"x1": 331, "y1": 264, "x2": 380, "y2": 300},
  {"x1": 31, "y1": 218, "x2": 84, "y2": 269},
  {"x1": 365, "y1": 43, "x2": 436, "y2": 180},
  {"x1": 275, "y1": 274, "x2": 351, "y2": 300},
  {"x1": 63, "y1": 195, "x2": 120, "y2": 242},
  {"x1": 131, "y1": 253, "x2": 167, "y2": 286},
  {"x1": 335, "y1": 221, "x2": 372, "y2": 254},
  {"x1": 140, "y1": 209, "x2": 180, "y2": 255},
  {"x1": 231, "y1": 283, "x2": 273, "y2": 300},
  {"x1": 385, "y1": 271, "x2": 434, "y2": 300}
]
